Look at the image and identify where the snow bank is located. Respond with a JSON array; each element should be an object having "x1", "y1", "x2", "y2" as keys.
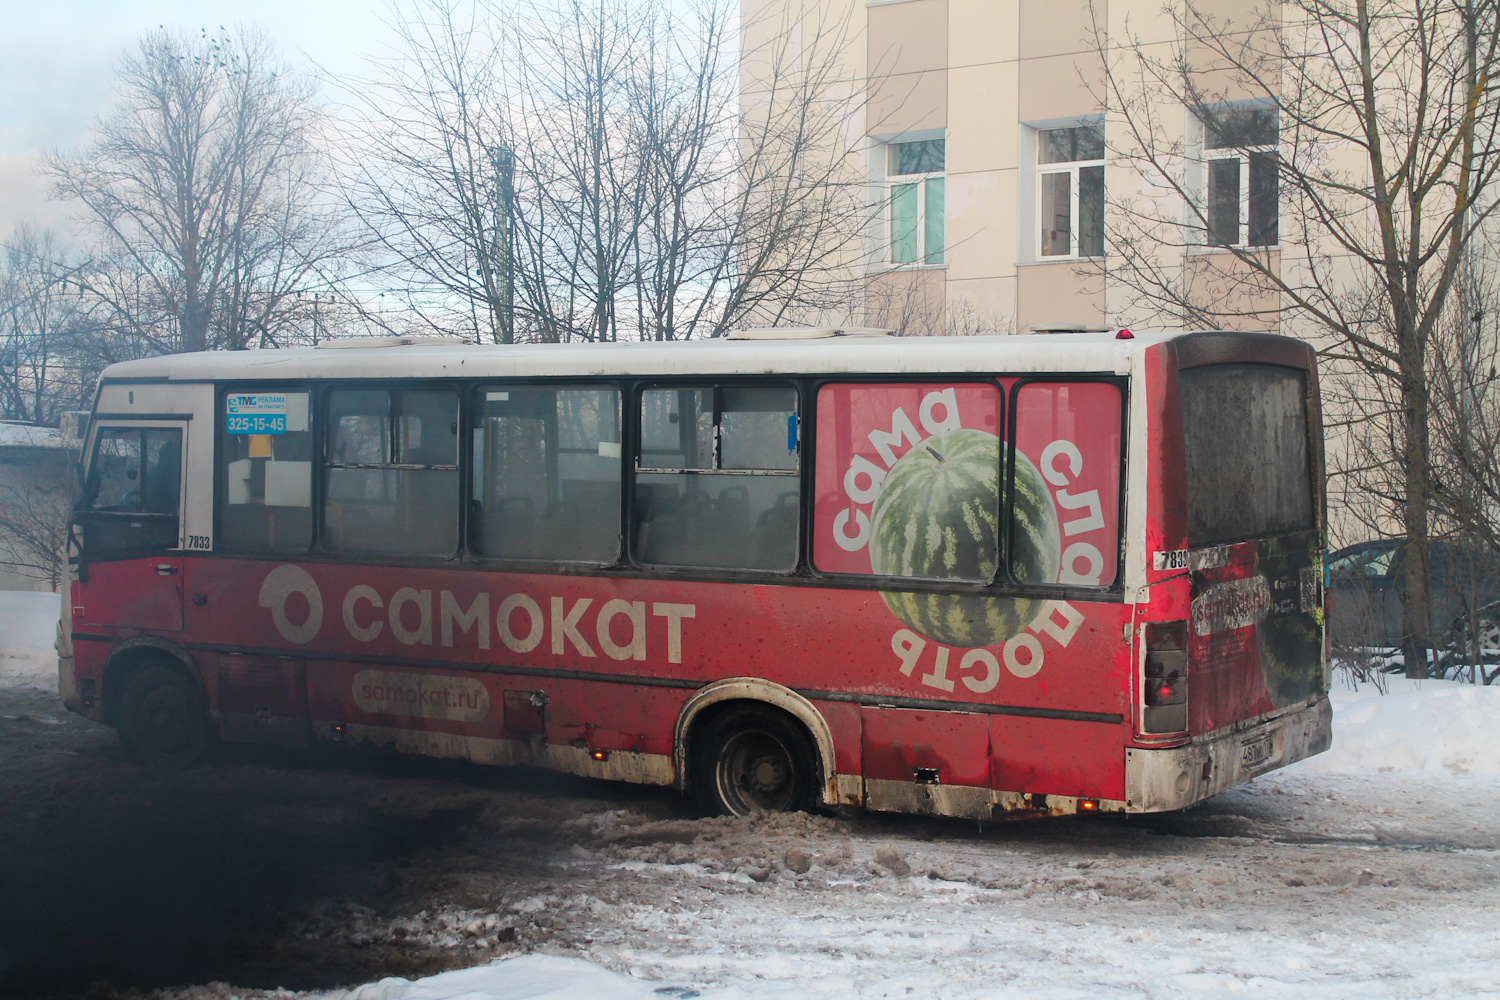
[
  {"x1": 0, "y1": 590, "x2": 60, "y2": 692},
  {"x1": 327, "y1": 955, "x2": 658, "y2": 1000},
  {"x1": 1297, "y1": 676, "x2": 1500, "y2": 777}
]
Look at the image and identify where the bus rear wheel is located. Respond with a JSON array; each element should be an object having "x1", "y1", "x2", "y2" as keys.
[
  {"x1": 691, "y1": 706, "x2": 818, "y2": 816},
  {"x1": 117, "y1": 661, "x2": 213, "y2": 767}
]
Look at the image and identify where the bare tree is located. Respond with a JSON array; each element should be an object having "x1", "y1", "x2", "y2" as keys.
[
  {"x1": 338, "y1": 1, "x2": 516, "y2": 341},
  {"x1": 864, "y1": 278, "x2": 1014, "y2": 338},
  {"x1": 715, "y1": 0, "x2": 873, "y2": 334},
  {"x1": 503, "y1": 0, "x2": 652, "y2": 343},
  {"x1": 1091, "y1": 0, "x2": 1500, "y2": 676},
  {"x1": 344, "y1": 0, "x2": 871, "y2": 343},
  {"x1": 0, "y1": 225, "x2": 97, "y2": 424},
  {"x1": 46, "y1": 27, "x2": 347, "y2": 355},
  {"x1": 1429, "y1": 255, "x2": 1500, "y2": 550},
  {"x1": 0, "y1": 457, "x2": 72, "y2": 591}
]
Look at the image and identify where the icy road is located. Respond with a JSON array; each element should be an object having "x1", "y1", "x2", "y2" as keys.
[{"x1": 2, "y1": 589, "x2": 1498, "y2": 1000}]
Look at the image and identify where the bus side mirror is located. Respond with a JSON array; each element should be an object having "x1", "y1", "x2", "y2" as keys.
[
  {"x1": 70, "y1": 461, "x2": 89, "y2": 509},
  {"x1": 67, "y1": 519, "x2": 89, "y2": 582}
]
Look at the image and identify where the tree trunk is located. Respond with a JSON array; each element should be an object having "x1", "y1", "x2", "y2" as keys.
[{"x1": 1399, "y1": 335, "x2": 1435, "y2": 679}]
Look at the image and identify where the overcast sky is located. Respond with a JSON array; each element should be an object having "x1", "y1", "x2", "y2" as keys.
[{"x1": 0, "y1": 0, "x2": 395, "y2": 242}]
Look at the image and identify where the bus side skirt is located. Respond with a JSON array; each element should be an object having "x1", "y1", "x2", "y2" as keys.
[{"x1": 319, "y1": 721, "x2": 678, "y2": 786}]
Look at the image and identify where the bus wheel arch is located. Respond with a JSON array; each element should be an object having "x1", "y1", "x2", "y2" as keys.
[
  {"x1": 675, "y1": 679, "x2": 836, "y2": 813},
  {"x1": 103, "y1": 638, "x2": 213, "y2": 766}
]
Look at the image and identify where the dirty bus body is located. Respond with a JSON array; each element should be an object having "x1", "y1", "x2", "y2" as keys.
[{"x1": 57, "y1": 329, "x2": 1330, "y2": 819}]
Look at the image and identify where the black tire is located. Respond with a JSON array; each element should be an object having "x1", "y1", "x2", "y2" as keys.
[
  {"x1": 690, "y1": 706, "x2": 819, "y2": 816},
  {"x1": 117, "y1": 661, "x2": 213, "y2": 767}
]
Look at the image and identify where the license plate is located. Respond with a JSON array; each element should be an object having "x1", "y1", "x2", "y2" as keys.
[{"x1": 1240, "y1": 734, "x2": 1275, "y2": 768}]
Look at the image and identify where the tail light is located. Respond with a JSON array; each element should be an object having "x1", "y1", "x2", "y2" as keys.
[{"x1": 1142, "y1": 621, "x2": 1188, "y2": 733}]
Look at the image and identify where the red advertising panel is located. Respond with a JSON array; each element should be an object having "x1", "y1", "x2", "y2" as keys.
[
  {"x1": 814, "y1": 380, "x2": 1121, "y2": 588},
  {"x1": 814, "y1": 383, "x2": 1001, "y2": 576},
  {"x1": 1012, "y1": 381, "x2": 1122, "y2": 587},
  {"x1": 808, "y1": 380, "x2": 1128, "y2": 724}
]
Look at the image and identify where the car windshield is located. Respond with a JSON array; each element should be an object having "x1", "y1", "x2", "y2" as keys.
[{"x1": 1328, "y1": 546, "x2": 1395, "y2": 580}]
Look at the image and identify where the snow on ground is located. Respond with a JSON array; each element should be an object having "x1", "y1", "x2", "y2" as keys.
[
  {"x1": 1299, "y1": 675, "x2": 1500, "y2": 777},
  {"x1": 4, "y1": 593, "x2": 1499, "y2": 1000},
  {"x1": 314, "y1": 674, "x2": 1500, "y2": 1000},
  {"x1": 0, "y1": 589, "x2": 59, "y2": 691},
  {"x1": 336, "y1": 956, "x2": 658, "y2": 1000}
]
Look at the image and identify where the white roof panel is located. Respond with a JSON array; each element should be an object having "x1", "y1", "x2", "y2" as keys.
[{"x1": 97, "y1": 331, "x2": 1204, "y2": 383}]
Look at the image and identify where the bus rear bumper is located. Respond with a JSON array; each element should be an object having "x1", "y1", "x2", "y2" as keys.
[{"x1": 1124, "y1": 695, "x2": 1333, "y2": 813}]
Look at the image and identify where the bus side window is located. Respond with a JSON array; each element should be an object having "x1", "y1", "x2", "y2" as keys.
[
  {"x1": 323, "y1": 387, "x2": 460, "y2": 557},
  {"x1": 221, "y1": 389, "x2": 313, "y2": 552},
  {"x1": 89, "y1": 430, "x2": 144, "y2": 511},
  {"x1": 633, "y1": 385, "x2": 799, "y2": 572},
  {"x1": 470, "y1": 386, "x2": 622, "y2": 564},
  {"x1": 1012, "y1": 381, "x2": 1122, "y2": 588}
]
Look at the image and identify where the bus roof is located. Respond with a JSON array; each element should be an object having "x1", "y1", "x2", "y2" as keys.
[{"x1": 96, "y1": 330, "x2": 1297, "y2": 383}]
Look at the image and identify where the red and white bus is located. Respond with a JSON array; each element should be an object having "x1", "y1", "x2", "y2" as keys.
[{"x1": 57, "y1": 328, "x2": 1331, "y2": 818}]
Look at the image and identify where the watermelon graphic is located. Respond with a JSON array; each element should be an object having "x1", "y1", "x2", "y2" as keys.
[{"x1": 870, "y1": 429, "x2": 1060, "y2": 648}]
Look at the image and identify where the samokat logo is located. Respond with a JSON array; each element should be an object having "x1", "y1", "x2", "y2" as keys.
[
  {"x1": 256, "y1": 565, "x2": 697, "y2": 663},
  {"x1": 258, "y1": 564, "x2": 324, "y2": 645},
  {"x1": 352, "y1": 670, "x2": 489, "y2": 722}
]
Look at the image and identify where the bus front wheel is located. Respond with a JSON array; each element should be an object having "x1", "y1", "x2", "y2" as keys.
[
  {"x1": 691, "y1": 706, "x2": 818, "y2": 816},
  {"x1": 117, "y1": 661, "x2": 213, "y2": 767}
]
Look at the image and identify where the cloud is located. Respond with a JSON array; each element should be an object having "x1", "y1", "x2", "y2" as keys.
[
  {"x1": 0, "y1": 154, "x2": 84, "y2": 245},
  {"x1": 0, "y1": 0, "x2": 395, "y2": 237}
]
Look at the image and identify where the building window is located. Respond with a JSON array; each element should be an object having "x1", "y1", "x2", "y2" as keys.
[
  {"x1": 1199, "y1": 107, "x2": 1279, "y2": 247},
  {"x1": 1036, "y1": 121, "x2": 1105, "y2": 258},
  {"x1": 886, "y1": 138, "x2": 945, "y2": 265}
]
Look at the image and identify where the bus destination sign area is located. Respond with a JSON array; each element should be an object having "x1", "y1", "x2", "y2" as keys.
[{"x1": 226, "y1": 393, "x2": 288, "y2": 435}]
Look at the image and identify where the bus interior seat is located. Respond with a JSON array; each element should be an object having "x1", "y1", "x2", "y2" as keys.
[
  {"x1": 536, "y1": 487, "x2": 621, "y2": 563},
  {"x1": 481, "y1": 496, "x2": 538, "y2": 558},
  {"x1": 748, "y1": 490, "x2": 799, "y2": 570}
]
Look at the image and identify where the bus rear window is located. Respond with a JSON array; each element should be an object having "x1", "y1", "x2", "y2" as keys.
[{"x1": 1181, "y1": 363, "x2": 1313, "y2": 544}]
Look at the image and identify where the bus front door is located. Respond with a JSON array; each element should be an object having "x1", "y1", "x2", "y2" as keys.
[{"x1": 72, "y1": 422, "x2": 188, "y2": 632}]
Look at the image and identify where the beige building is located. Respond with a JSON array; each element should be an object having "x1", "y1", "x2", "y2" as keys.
[{"x1": 743, "y1": 0, "x2": 1289, "y2": 336}]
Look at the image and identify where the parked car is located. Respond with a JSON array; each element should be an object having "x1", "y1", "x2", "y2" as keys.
[{"x1": 1326, "y1": 539, "x2": 1500, "y2": 658}]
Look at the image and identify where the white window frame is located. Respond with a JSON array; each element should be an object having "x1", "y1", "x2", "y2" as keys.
[
  {"x1": 1187, "y1": 103, "x2": 1280, "y2": 250},
  {"x1": 868, "y1": 131, "x2": 946, "y2": 269},
  {"x1": 1019, "y1": 117, "x2": 1106, "y2": 263}
]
